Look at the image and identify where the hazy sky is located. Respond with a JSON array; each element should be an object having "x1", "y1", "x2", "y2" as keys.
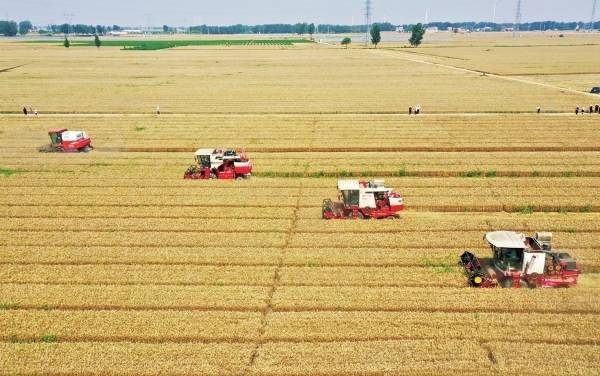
[{"x1": 3, "y1": 0, "x2": 596, "y2": 26}]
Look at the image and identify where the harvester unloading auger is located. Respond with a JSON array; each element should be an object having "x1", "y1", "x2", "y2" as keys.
[
  {"x1": 460, "y1": 231, "x2": 580, "y2": 288},
  {"x1": 38, "y1": 129, "x2": 93, "y2": 153},
  {"x1": 184, "y1": 148, "x2": 252, "y2": 180},
  {"x1": 322, "y1": 180, "x2": 404, "y2": 219}
]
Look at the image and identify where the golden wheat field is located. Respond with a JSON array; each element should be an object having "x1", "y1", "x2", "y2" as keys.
[{"x1": 1, "y1": 32, "x2": 599, "y2": 375}]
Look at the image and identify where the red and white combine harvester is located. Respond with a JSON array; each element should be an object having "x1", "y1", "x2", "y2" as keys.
[
  {"x1": 184, "y1": 149, "x2": 252, "y2": 180},
  {"x1": 322, "y1": 180, "x2": 405, "y2": 219},
  {"x1": 38, "y1": 129, "x2": 93, "y2": 153},
  {"x1": 460, "y1": 231, "x2": 580, "y2": 288}
]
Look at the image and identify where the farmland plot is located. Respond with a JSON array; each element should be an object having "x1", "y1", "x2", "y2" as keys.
[{"x1": 1, "y1": 33, "x2": 599, "y2": 375}]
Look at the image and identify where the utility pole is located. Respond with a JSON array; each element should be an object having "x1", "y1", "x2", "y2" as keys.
[
  {"x1": 364, "y1": 0, "x2": 372, "y2": 46},
  {"x1": 591, "y1": 0, "x2": 598, "y2": 31},
  {"x1": 63, "y1": 13, "x2": 74, "y2": 35},
  {"x1": 513, "y1": 0, "x2": 522, "y2": 37}
]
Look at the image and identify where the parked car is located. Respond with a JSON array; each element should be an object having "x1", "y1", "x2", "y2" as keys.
[{"x1": 591, "y1": 87, "x2": 600, "y2": 94}]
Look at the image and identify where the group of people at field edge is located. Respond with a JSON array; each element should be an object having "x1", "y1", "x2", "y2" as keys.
[
  {"x1": 408, "y1": 104, "x2": 422, "y2": 115},
  {"x1": 575, "y1": 105, "x2": 600, "y2": 115},
  {"x1": 22, "y1": 107, "x2": 38, "y2": 116}
]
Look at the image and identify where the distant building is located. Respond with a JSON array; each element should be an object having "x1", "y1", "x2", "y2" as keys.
[
  {"x1": 426, "y1": 26, "x2": 439, "y2": 33},
  {"x1": 396, "y1": 26, "x2": 404, "y2": 33}
]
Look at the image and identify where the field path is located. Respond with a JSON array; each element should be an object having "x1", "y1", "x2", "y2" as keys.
[{"x1": 372, "y1": 48, "x2": 599, "y2": 99}]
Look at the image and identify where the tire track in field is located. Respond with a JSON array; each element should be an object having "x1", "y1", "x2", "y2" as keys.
[
  {"x1": 372, "y1": 49, "x2": 600, "y2": 99},
  {"x1": 246, "y1": 166, "x2": 306, "y2": 373}
]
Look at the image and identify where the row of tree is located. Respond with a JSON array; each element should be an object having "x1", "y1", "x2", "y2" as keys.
[
  {"x1": 0, "y1": 20, "x2": 33, "y2": 36},
  {"x1": 343, "y1": 23, "x2": 425, "y2": 48},
  {"x1": 3, "y1": 20, "x2": 599, "y2": 37}
]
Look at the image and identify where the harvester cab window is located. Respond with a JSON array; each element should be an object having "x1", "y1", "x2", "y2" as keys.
[
  {"x1": 50, "y1": 133, "x2": 61, "y2": 145},
  {"x1": 341, "y1": 190, "x2": 359, "y2": 206},
  {"x1": 197, "y1": 155, "x2": 211, "y2": 168},
  {"x1": 496, "y1": 247, "x2": 523, "y2": 270}
]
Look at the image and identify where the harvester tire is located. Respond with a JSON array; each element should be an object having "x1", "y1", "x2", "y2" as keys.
[
  {"x1": 501, "y1": 279, "x2": 513, "y2": 288},
  {"x1": 357, "y1": 212, "x2": 365, "y2": 220}
]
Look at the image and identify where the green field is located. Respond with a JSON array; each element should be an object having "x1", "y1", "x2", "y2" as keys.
[{"x1": 29, "y1": 38, "x2": 312, "y2": 50}]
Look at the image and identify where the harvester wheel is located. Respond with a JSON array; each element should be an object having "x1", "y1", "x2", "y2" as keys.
[{"x1": 357, "y1": 212, "x2": 365, "y2": 220}]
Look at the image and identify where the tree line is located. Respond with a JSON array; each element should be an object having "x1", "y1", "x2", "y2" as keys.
[{"x1": 2, "y1": 20, "x2": 599, "y2": 37}]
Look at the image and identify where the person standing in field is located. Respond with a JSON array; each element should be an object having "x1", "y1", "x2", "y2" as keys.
[
  {"x1": 575, "y1": 106, "x2": 579, "y2": 115},
  {"x1": 34, "y1": 109, "x2": 38, "y2": 116},
  {"x1": 409, "y1": 107, "x2": 413, "y2": 115},
  {"x1": 156, "y1": 105, "x2": 160, "y2": 115},
  {"x1": 415, "y1": 104, "x2": 421, "y2": 115},
  {"x1": 23, "y1": 107, "x2": 27, "y2": 115},
  {"x1": 537, "y1": 106, "x2": 541, "y2": 114}
]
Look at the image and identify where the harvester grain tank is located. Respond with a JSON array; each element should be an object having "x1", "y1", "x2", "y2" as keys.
[
  {"x1": 38, "y1": 129, "x2": 93, "y2": 152},
  {"x1": 322, "y1": 180, "x2": 404, "y2": 219},
  {"x1": 459, "y1": 231, "x2": 580, "y2": 288},
  {"x1": 184, "y1": 148, "x2": 252, "y2": 180}
]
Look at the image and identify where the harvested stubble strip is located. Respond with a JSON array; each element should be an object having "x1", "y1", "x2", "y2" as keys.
[
  {"x1": 271, "y1": 286, "x2": 600, "y2": 313},
  {"x1": 0, "y1": 194, "x2": 298, "y2": 207},
  {"x1": 263, "y1": 311, "x2": 600, "y2": 344},
  {"x1": 289, "y1": 231, "x2": 600, "y2": 249},
  {"x1": 0, "y1": 265, "x2": 277, "y2": 286},
  {"x1": 279, "y1": 266, "x2": 465, "y2": 288},
  {"x1": 296, "y1": 213, "x2": 600, "y2": 232},
  {"x1": 0, "y1": 343, "x2": 252, "y2": 375},
  {"x1": 0, "y1": 218, "x2": 292, "y2": 233},
  {"x1": 1, "y1": 284, "x2": 268, "y2": 310},
  {"x1": 0, "y1": 205, "x2": 295, "y2": 219},
  {"x1": 0, "y1": 186, "x2": 303, "y2": 197},
  {"x1": 3, "y1": 176, "x2": 599, "y2": 189},
  {"x1": 0, "y1": 246, "x2": 284, "y2": 266},
  {"x1": 0, "y1": 230, "x2": 287, "y2": 248},
  {"x1": 489, "y1": 342, "x2": 600, "y2": 375},
  {"x1": 0, "y1": 310, "x2": 261, "y2": 343},
  {"x1": 283, "y1": 247, "x2": 486, "y2": 267},
  {"x1": 253, "y1": 339, "x2": 492, "y2": 375}
]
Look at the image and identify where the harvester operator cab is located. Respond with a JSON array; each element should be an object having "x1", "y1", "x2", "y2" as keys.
[
  {"x1": 486, "y1": 231, "x2": 549, "y2": 275},
  {"x1": 195, "y1": 149, "x2": 214, "y2": 169},
  {"x1": 48, "y1": 128, "x2": 67, "y2": 145}
]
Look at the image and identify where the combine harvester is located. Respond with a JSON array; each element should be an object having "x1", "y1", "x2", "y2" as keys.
[
  {"x1": 184, "y1": 148, "x2": 252, "y2": 180},
  {"x1": 322, "y1": 180, "x2": 405, "y2": 219},
  {"x1": 460, "y1": 231, "x2": 580, "y2": 288},
  {"x1": 38, "y1": 129, "x2": 93, "y2": 152}
]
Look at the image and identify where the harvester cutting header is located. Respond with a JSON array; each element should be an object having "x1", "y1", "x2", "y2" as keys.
[
  {"x1": 184, "y1": 148, "x2": 252, "y2": 180},
  {"x1": 460, "y1": 231, "x2": 580, "y2": 288},
  {"x1": 323, "y1": 180, "x2": 404, "y2": 219}
]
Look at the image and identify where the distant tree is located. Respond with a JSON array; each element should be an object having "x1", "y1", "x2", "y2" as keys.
[
  {"x1": 112, "y1": 24, "x2": 121, "y2": 31},
  {"x1": 307, "y1": 23, "x2": 315, "y2": 37},
  {"x1": 0, "y1": 21, "x2": 18, "y2": 36},
  {"x1": 370, "y1": 24, "x2": 381, "y2": 47},
  {"x1": 341, "y1": 37, "x2": 352, "y2": 48},
  {"x1": 409, "y1": 23, "x2": 425, "y2": 47},
  {"x1": 63, "y1": 37, "x2": 70, "y2": 48},
  {"x1": 95, "y1": 25, "x2": 106, "y2": 35},
  {"x1": 295, "y1": 23, "x2": 307, "y2": 35},
  {"x1": 163, "y1": 25, "x2": 170, "y2": 33},
  {"x1": 94, "y1": 34, "x2": 101, "y2": 48},
  {"x1": 19, "y1": 20, "x2": 33, "y2": 35}
]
